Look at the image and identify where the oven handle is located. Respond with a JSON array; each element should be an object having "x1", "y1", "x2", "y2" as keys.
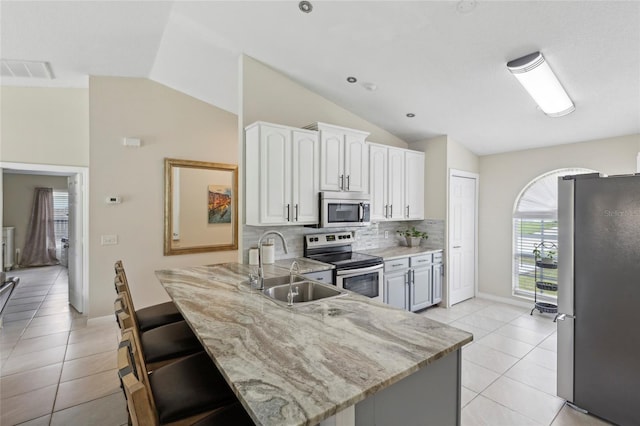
[{"x1": 336, "y1": 264, "x2": 383, "y2": 276}]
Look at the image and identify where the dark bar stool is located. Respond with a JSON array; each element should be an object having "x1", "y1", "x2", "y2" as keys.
[
  {"x1": 114, "y1": 260, "x2": 183, "y2": 332},
  {"x1": 118, "y1": 329, "x2": 240, "y2": 425},
  {"x1": 115, "y1": 294, "x2": 202, "y2": 371}
]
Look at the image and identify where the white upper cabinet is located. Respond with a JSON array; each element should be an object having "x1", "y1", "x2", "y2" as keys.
[
  {"x1": 344, "y1": 133, "x2": 368, "y2": 192},
  {"x1": 245, "y1": 122, "x2": 319, "y2": 226},
  {"x1": 316, "y1": 123, "x2": 369, "y2": 192},
  {"x1": 404, "y1": 150, "x2": 425, "y2": 220},
  {"x1": 368, "y1": 142, "x2": 425, "y2": 222},
  {"x1": 292, "y1": 130, "x2": 319, "y2": 224},
  {"x1": 319, "y1": 129, "x2": 344, "y2": 191},
  {"x1": 387, "y1": 147, "x2": 406, "y2": 220},
  {"x1": 369, "y1": 144, "x2": 388, "y2": 221}
]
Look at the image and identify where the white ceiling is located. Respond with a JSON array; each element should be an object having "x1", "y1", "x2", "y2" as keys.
[{"x1": 2, "y1": 1, "x2": 639, "y2": 155}]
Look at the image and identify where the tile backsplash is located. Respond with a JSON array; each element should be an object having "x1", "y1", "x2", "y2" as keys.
[{"x1": 242, "y1": 219, "x2": 444, "y2": 263}]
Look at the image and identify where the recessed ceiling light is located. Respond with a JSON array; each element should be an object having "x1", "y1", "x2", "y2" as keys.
[
  {"x1": 346, "y1": 76, "x2": 357, "y2": 83},
  {"x1": 299, "y1": 1, "x2": 313, "y2": 13},
  {"x1": 406, "y1": 113, "x2": 416, "y2": 118}
]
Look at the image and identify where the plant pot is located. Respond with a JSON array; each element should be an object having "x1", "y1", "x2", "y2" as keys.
[{"x1": 406, "y1": 236, "x2": 422, "y2": 247}]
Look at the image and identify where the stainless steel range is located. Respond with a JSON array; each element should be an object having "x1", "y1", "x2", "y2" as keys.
[{"x1": 304, "y1": 232, "x2": 383, "y2": 302}]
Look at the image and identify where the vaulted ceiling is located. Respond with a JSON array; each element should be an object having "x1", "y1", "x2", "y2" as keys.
[{"x1": 2, "y1": 1, "x2": 639, "y2": 155}]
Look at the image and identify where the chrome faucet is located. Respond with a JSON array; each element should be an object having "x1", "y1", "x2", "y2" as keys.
[
  {"x1": 256, "y1": 230, "x2": 289, "y2": 290},
  {"x1": 288, "y1": 260, "x2": 301, "y2": 307}
]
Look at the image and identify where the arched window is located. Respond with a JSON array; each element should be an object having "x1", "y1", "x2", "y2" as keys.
[{"x1": 512, "y1": 168, "x2": 596, "y2": 298}]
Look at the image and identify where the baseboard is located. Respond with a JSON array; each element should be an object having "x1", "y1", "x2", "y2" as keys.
[{"x1": 476, "y1": 292, "x2": 532, "y2": 309}]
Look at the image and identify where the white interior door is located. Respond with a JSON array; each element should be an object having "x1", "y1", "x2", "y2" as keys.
[
  {"x1": 67, "y1": 174, "x2": 83, "y2": 312},
  {"x1": 448, "y1": 171, "x2": 478, "y2": 306}
]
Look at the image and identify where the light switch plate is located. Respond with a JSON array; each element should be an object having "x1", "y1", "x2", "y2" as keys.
[{"x1": 101, "y1": 235, "x2": 118, "y2": 245}]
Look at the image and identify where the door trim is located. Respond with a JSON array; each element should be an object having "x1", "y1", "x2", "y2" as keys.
[
  {"x1": 1, "y1": 161, "x2": 89, "y2": 314},
  {"x1": 447, "y1": 169, "x2": 479, "y2": 308}
]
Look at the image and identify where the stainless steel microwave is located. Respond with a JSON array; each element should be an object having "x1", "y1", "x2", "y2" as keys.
[{"x1": 319, "y1": 192, "x2": 371, "y2": 228}]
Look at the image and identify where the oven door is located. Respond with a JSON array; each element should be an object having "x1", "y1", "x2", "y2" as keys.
[{"x1": 336, "y1": 264, "x2": 383, "y2": 302}]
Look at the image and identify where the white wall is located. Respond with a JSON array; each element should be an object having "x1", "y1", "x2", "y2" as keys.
[
  {"x1": 0, "y1": 87, "x2": 89, "y2": 167},
  {"x1": 242, "y1": 56, "x2": 408, "y2": 148},
  {"x1": 478, "y1": 133, "x2": 640, "y2": 301},
  {"x1": 89, "y1": 77, "x2": 238, "y2": 317}
]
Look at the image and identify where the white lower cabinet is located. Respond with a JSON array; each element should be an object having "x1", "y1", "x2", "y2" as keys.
[
  {"x1": 384, "y1": 258, "x2": 410, "y2": 310},
  {"x1": 383, "y1": 251, "x2": 443, "y2": 312}
]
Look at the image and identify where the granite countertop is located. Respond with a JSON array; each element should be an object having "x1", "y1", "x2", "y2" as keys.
[
  {"x1": 156, "y1": 263, "x2": 471, "y2": 426},
  {"x1": 360, "y1": 246, "x2": 444, "y2": 261}
]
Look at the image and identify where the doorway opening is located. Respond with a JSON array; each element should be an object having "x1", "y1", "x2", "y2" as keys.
[{"x1": 1, "y1": 162, "x2": 89, "y2": 314}]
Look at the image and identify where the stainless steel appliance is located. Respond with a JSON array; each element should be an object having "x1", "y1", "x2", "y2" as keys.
[
  {"x1": 557, "y1": 173, "x2": 640, "y2": 426},
  {"x1": 304, "y1": 232, "x2": 383, "y2": 302},
  {"x1": 319, "y1": 191, "x2": 370, "y2": 228}
]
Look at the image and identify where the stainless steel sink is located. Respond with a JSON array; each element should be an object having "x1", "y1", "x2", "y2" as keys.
[
  {"x1": 262, "y1": 280, "x2": 347, "y2": 305},
  {"x1": 262, "y1": 275, "x2": 305, "y2": 287}
]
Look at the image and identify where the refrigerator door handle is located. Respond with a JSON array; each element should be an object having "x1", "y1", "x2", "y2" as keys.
[{"x1": 556, "y1": 313, "x2": 576, "y2": 321}]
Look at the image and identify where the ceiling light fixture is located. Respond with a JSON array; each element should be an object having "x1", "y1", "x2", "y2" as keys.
[
  {"x1": 507, "y1": 51, "x2": 575, "y2": 117},
  {"x1": 406, "y1": 113, "x2": 415, "y2": 118},
  {"x1": 346, "y1": 76, "x2": 357, "y2": 83},
  {"x1": 299, "y1": 1, "x2": 313, "y2": 13}
]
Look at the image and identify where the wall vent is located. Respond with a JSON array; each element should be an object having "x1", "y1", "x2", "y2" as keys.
[{"x1": 1, "y1": 59, "x2": 54, "y2": 79}]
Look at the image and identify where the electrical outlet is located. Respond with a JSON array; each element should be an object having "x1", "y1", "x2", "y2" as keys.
[
  {"x1": 384, "y1": 230, "x2": 389, "y2": 239},
  {"x1": 101, "y1": 235, "x2": 118, "y2": 245}
]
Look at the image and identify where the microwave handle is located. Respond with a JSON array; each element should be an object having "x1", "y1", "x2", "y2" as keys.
[{"x1": 359, "y1": 203, "x2": 364, "y2": 222}]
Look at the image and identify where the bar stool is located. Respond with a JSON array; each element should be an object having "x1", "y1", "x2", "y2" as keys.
[
  {"x1": 114, "y1": 260, "x2": 184, "y2": 332},
  {"x1": 115, "y1": 294, "x2": 202, "y2": 371},
  {"x1": 118, "y1": 329, "x2": 240, "y2": 425}
]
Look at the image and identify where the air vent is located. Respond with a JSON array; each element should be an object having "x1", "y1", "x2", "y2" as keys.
[{"x1": 1, "y1": 59, "x2": 54, "y2": 79}]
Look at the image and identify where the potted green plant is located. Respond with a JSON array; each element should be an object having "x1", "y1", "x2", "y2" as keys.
[
  {"x1": 397, "y1": 226, "x2": 428, "y2": 247},
  {"x1": 532, "y1": 243, "x2": 557, "y2": 265}
]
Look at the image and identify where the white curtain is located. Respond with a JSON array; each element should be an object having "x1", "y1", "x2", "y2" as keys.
[{"x1": 21, "y1": 187, "x2": 59, "y2": 267}]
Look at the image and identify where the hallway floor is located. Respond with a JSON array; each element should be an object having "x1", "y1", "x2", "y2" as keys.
[
  {"x1": 0, "y1": 266, "x2": 126, "y2": 426},
  {"x1": 1, "y1": 265, "x2": 611, "y2": 425}
]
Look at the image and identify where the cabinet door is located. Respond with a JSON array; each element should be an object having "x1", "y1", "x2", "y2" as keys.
[
  {"x1": 292, "y1": 130, "x2": 319, "y2": 224},
  {"x1": 385, "y1": 270, "x2": 408, "y2": 310},
  {"x1": 260, "y1": 125, "x2": 292, "y2": 224},
  {"x1": 387, "y1": 148, "x2": 405, "y2": 220},
  {"x1": 369, "y1": 144, "x2": 388, "y2": 221},
  {"x1": 344, "y1": 133, "x2": 368, "y2": 192},
  {"x1": 405, "y1": 151, "x2": 425, "y2": 220},
  {"x1": 410, "y1": 266, "x2": 432, "y2": 311},
  {"x1": 432, "y1": 262, "x2": 443, "y2": 304},
  {"x1": 319, "y1": 131, "x2": 344, "y2": 191}
]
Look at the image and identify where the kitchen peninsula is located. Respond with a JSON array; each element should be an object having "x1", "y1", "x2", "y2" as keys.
[{"x1": 156, "y1": 263, "x2": 472, "y2": 426}]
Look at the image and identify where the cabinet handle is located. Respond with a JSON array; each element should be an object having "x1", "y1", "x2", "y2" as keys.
[
  {"x1": 339, "y1": 174, "x2": 344, "y2": 190},
  {"x1": 390, "y1": 205, "x2": 393, "y2": 217},
  {"x1": 295, "y1": 204, "x2": 299, "y2": 221},
  {"x1": 286, "y1": 204, "x2": 290, "y2": 221},
  {"x1": 346, "y1": 175, "x2": 350, "y2": 191},
  {"x1": 406, "y1": 205, "x2": 410, "y2": 217},
  {"x1": 392, "y1": 263, "x2": 404, "y2": 267},
  {"x1": 453, "y1": 245, "x2": 461, "y2": 249}
]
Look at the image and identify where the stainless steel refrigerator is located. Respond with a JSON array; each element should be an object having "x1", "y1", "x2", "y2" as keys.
[{"x1": 557, "y1": 173, "x2": 640, "y2": 426}]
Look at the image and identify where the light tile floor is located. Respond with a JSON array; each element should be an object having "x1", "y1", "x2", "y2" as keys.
[
  {"x1": 0, "y1": 266, "x2": 612, "y2": 425},
  {"x1": 421, "y1": 298, "x2": 612, "y2": 426},
  {"x1": 0, "y1": 266, "x2": 127, "y2": 426}
]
